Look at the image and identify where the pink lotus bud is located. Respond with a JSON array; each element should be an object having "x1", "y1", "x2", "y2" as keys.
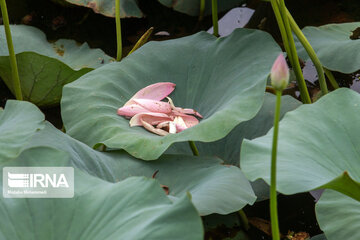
[{"x1": 270, "y1": 54, "x2": 289, "y2": 91}]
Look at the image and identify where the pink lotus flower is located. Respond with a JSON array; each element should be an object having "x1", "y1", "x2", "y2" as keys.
[
  {"x1": 117, "y1": 82, "x2": 202, "y2": 136},
  {"x1": 270, "y1": 54, "x2": 289, "y2": 91}
]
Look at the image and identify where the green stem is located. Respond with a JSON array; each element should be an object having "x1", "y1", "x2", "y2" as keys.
[
  {"x1": 188, "y1": 141, "x2": 199, "y2": 156},
  {"x1": 269, "y1": 0, "x2": 292, "y2": 59},
  {"x1": 270, "y1": 90, "x2": 282, "y2": 240},
  {"x1": 0, "y1": 0, "x2": 22, "y2": 100},
  {"x1": 286, "y1": 9, "x2": 328, "y2": 95},
  {"x1": 324, "y1": 68, "x2": 339, "y2": 89},
  {"x1": 238, "y1": 209, "x2": 250, "y2": 231},
  {"x1": 211, "y1": 0, "x2": 219, "y2": 37},
  {"x1": 271, "y1": 0, "x2": 311, "y2": 104},
  {"x1": 199, "y1": 0, "x2": 205, "y2": 21},
  {"x1": 115, "y1": 0, "x2": 122, "y2": 61}
]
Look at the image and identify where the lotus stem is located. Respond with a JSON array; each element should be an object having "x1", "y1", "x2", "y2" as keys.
[
  {"x1": 270, "y1": 90, "x2": 282, "y2": 240},
  {"x1": 286, "y1": 9, "x2": 328, "y2": 95},
  {"x1": 127, "y1": 27, "x2": 154, "y2": 56},
  {"x1": 0, "y1": 0, "x2": 22, "y2": 100},
  {"x1": 324, "y1": 68, "x2": 339, "y2": 89},
  {"x1": 269, "y1": 0, "x2": 292, "y2": 59},
  {"x1": 189, "y1": 141, "x2": 199, "y2": 156},
  {"x1": 270, "y1": 0, "x2": 311, "y2": 104},
  {"x1": 115, "y1": 0, "x2": 122, "y2": 61},
  {"x1": 199, "y1": 0, "x2": 205, "y2": 21},
  {"x1": 238, "y1": 209, "x2": 250, "y2": 231},
  {"x1": 211, "y1": 0, "x2": 219, "y2": 37}
]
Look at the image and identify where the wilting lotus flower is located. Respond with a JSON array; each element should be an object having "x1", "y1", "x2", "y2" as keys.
[
  {"x1": 117, "y1": 82, "x2": 202, "y2": 136},
  {"x1": 270, "y1": 54, "x2": 289, "y2": 91}
]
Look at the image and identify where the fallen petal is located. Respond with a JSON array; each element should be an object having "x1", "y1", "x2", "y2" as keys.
[
  {"x1": 141, "y1": 118, "x2": 169, "y2": 136},
  {"x1": 181, "y1": 115, "x2": 199, "y2": 128},
  {"x1": 173, "y1": 116, "x2": 187, "y2": 132},
  {"x1": 176, "y1": 108, "x2": 203, "y2": 118},
  {"x1": 117, "y1": 104, "x2": 148, "y2": 117},
  {"x1": 167, "y1": 97, "x2": 202, "y2": 118},
  {"x1": 133, "y1": 99, "x2": 172, "y2": 113},
  {"x1": 126, "y1": 82, "x2": 176, "y2": 106},
  {"x1": 156, "y1": 121, "x2": 170, "y2": 129},
  {"x1": 130, "y1": 112, "x2": 171, "y2": 127},
  {"x1": 170, "y1": 112, "x2": 199, "y2": 128},
  {"x1": 168, "y1": 121, "x2": 177, "y2": 134}
]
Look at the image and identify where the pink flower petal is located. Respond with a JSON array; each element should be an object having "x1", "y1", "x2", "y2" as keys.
[
  {"x1": 174, "y1": 107, "x2": 203, "y2": 118},
  {"x1": 156, "y1": 121, "x2": 170, "y2": 129},
  {"x1": 130, "y1": 112, "x2": 172, "y2": 127},
  {"x1": 181, "y1": 115, "x2": 199, "y2": 128},
  {"x1": 167, "y1": 96, "x2": 202, "y2": 118},
  {"x1": 141, "y1": 119, "x2": 169, "y2": 136},
  {"x1": 133, "y1": 99, "x2": 172, "y2": 113},
  {"x1": 117, "y1": 104, "x2": 148, "y2": 117},
  {"x1": 125, "y1": 82, "x2": 176, "y2": 106}
]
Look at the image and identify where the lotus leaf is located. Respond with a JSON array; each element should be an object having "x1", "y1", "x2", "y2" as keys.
[
  {"x1": 296, "y1": 22, "x2": 360, "y2": 73},
  {"x1": 0, "y1": 147, "x2": 203, "y2": 239},
  {"x1": 61, "y1": 28, "x2": 281, "y2": 160},
  {"x1": 0, "y1": 25, "x2": 113, "y2": 106},
  {"x1": 241, "y1": 88, "x2": 360, "y2": 201}
]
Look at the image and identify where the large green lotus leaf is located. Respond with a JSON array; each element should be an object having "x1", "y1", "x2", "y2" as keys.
[
  {"x1": 62, "y1": 0, "x2": 142, "y2": 18},
  {"x1": 0, "y1": 100, "x2": 44, "y2": 160},
  {"x1": 241, "y1": 88, "x2": 360, "y2": 201},
  {"x1": 0, "y1": 25, "x2": 113, "y2": 106},
  {"x1": 296, "y1": 22, "x2": 360, "y2": 73},
  {"x1": 158, "y1": 0, "x2": 245, "y2": 16},
  {"x1": 316, "y1": 190, "x2": 360, "y2": 240},
  {"x1": 167, "y1": 93, "x2": 301, "y2": 201},
  {"x1": 167, "y1": 93, "x2": 302, "y2": 166},
  {"x1": 24, "y1": 122, "x2": 256, "y2": 215},
  {"x1": 61, "y1": 29, "x2": 281, "y2": 160},
  {"x1": 0, "y1": 147, "x2": 203, "y2": 239}
]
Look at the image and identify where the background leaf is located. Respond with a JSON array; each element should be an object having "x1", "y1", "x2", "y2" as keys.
[
  {"x1": 167, "y1": 93, "x2": 302, "y2": 201},
  {"x1": 167, "y1": 93, "x2": 302, "y2": 166},
  {"x1": 61, "y1": 28, "x2": 281, "y2": 160},
  {"x1": 0, "y1": 147, "x2": 203, "y2": 240},
  {"x1": 61, "y1": 0, "x2": 143, "y2": 18},
  {"x1": 296, "y1": 22, "x2": 360, "y2": 73},
  {"x1": 25, "y1": 122, "x2": 256, "y2": 215},
  {"x1": 316, "y1": 190, "x2": 360, "y2": 240},
  {"x1": 241, "y1": 88, "x2": 360, "y2": 201},
  {"x1": 0, "y1": 100, "x2": 44, "y2": 161},
  {"x1": 0, "y1": 25, "x2": 113, "y2": 106}
]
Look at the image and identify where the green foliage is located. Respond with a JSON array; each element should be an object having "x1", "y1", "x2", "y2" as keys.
[
  {"x1": 316, "y1": 190, "x2": 360, "y2": 240},
  {"x1": 0, "y1": 25, "x2": 113, "y2": 106},
  {"x1": 241, "y1": 88, "x2": 360, "y2": 201},
  {"x1": 26, "y1": 122, "x2": 256, "y2": 215},
  {"x1": 0, "y1": 147, "x2": 203, "y2": 239},
  {"x1": 0, "y1": 100, "x2": 44, "y2": 160},
  {"x1": 296, "y1": 22, "x2": 360, "y2": 73},
  {"x1": 61, "y1": 0, "x2": 142, "y2": 17},
  {"x1": 168, "y1": 93, "x2": 302, "y2": 201},
  {"x1": 61, "y1": 29, "x2": 281, "y2": 160}
]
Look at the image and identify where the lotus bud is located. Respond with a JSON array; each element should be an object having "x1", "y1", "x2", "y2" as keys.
[{"x1": 270, "y1": 54, "x2": 289, "y2": 91}]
